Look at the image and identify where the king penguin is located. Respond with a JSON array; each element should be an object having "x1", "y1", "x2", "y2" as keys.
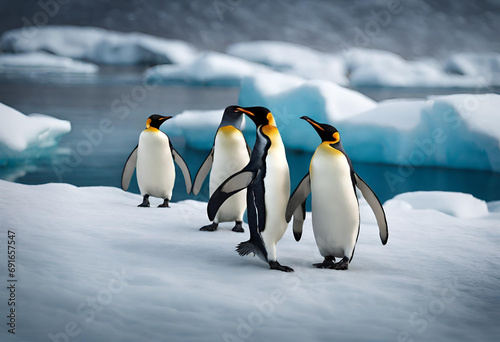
[
  {"x1": 121, "y1": 114, "x2": 192, "y2": 207},
  {"x1": 286, "y1": 116, "x2": 388, "y2": 270},
  {"x1": 208, "y1": 106, "x2": 293, "y2": 272},
  {"x1": 192, "y1": 106, "x2": 251, "y2": 232}
]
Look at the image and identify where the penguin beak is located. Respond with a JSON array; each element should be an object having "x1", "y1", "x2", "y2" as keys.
[
  {"x1": 301, "y1": 116, "x2": 324, "y2": 132},
  {"x1": 159, "y1": 116, "x2": 173, "y2": 121},
  {"x1": 236, "y1": 107, "x2": 254, "y2": 117}
]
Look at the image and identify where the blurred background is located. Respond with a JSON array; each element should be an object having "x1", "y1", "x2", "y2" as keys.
[{"x1": 0, "y1": 0, "x2": 499, "y2": 204}]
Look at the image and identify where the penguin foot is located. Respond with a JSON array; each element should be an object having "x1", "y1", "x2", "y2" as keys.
[
  {"x1": 158, "y1": 199, "x2": 170, "y2": 208},
  {"x1": 200, "y1": 222, "x2": 218, "y2": 231},
  {"x1": 138, "y1": 195, "x2": 150, "y2": 207},
  {"x1": 313, "y1": 256, "x2": 336, "y2": 268},
  {"x1": 329, "y1": 257, "x2": 349, "y2": 270},
  {"x1": 231, "y1": 221, "x2": 244, "y2": 233},
  {"x1": 269, "y1": 261, "x2": 294, "y2": 272}
]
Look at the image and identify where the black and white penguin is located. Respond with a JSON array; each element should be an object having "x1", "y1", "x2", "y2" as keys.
[
  {"x1": 192, "y1": 106, "x2": 251, "y2": 232},
  {"x1": 207, "y1": 106, "x2": 293, "y2": 272},
  {"x1": 121, "y1": 114, "x2": 192, "y2": 207},
  {"x1": 286, "y1": 116, "x2": 388, "y2": 270}
]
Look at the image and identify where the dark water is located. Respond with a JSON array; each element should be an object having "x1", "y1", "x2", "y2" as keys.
[{"x1": 1, "y1": 73, "x2": 499, "y2": 205}]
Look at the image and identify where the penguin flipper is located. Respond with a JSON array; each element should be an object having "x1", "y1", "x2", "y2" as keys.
[
  {"x1": 207, "y1": 168, "x2": 257, "y2": 221},
  {"x1": 354, "y1": 173, "x2": 388, "y2": 245},
  {"x1": 285, "y1": 173, "x2": 311, "y2": 222},
  {"x1": 192, "y1": 147, "x2": 214, "y2": 196},
  {"x1": 246, "y1": 143, "x2": 252, "y2": 157},
  {"x1": 121, "y1": 145, "x2": 138, "y2": 191},
  {"x1": 170, "y1": 143, "x2": 192, "y2": 194},
  {"x1": 292, "y1": 200, "x2": 306, "y2": 242}
]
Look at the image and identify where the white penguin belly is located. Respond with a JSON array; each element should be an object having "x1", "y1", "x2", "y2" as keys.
[
  {"x1": 210, "y1": 128, "x2": 249, "y2": 223},
  {"x1": 261, "y1": 138, "x2": 290, "y2": 261},
  {"x1": 310, "y1": 147, "x2": 359, "y2": 259},
  {"x1": 136, "y1": 130, "x2": 175, "y2": 199}
]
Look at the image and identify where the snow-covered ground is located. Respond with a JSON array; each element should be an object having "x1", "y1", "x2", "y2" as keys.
[
  {"x1": 0, "y1": 102, "x2": 71, "y2": 164},
  {"x1": 0, "y1": 180, "x2": 498, "y2": 341},
  {"x1": 0, "y1": 52, "x2": 98, "y2": 74},
  {"x1": 0, "y1": 26, "x2": 197, "y2": 65}
]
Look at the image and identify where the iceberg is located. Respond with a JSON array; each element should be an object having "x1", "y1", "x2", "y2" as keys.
[
  {"x1": 166, "y1": 109, "x2": 226, "y2": 148},
  {"x1": 232, "y1": 73, "x2": 500, "y2": 172},
  {"x1": 0, "y1": 102, "x2": 71, "y2": 163},
  {"x1": 344, "y1": 48, "x2": 483, "y2": 88},
  {"x1": 145, "y1": 51, "x2": 273, "y2": 86},
  {"x1": 1, "y1": 26, "x2": 197, "y2": 65},
  {"x1": 225, "y1": 43, "x2": 497, "y2": 88},
  {"x1": 0, "y1": 179, "x2": 498, "y2": 341},
  {"x1": 238, "y1": 73, "x2": 377, "y2": 150},
  {"x1": 0, "y1": 52, "x2": 98, "y2": 74},
  {"x1": 341, "y1": 94, "x2": 500, "y2": 172},
  {"x1": 445, "y1": 52, "x2": 500, "y2": 86},
  {"x1": 227, "y1": 41, "x2": 348, "y2": 85}
]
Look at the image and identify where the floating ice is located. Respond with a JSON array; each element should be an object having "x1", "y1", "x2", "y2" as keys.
[
  {"x1": 1, "y1": 26, "x2": 197, "y2": 65},
  {"x1": 239, "y1": 73, "x2": 377, "y2": 150},
  {"x1": 227, "y1": 41, "x2": 348, "y2": 85},
  {"x1": 0, "y1": 52, "x2": 98, "y2": 74},
  {"x1": 445, "y1": 52, "x2": 500, "y2": 86},
  {"x1": 345, "y1": 48, "x2": 483, "y2": 87},
  {"x1": 0, "y1": 102, "x2": 71, "y2": 163},
  {"x1": 341, "y1": 94, "x2": 500, "y2": 172},
  {"x1": 145, "y1": 51, "x2": 273, "y2": 86}
]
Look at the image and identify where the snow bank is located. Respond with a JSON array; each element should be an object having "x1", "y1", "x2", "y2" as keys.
[
  {"x1": 342, "y1": 94, "x2": 500, "y2": 171},
  {"x1": 227, "y1": 41, "x2": 348, "y2": 85},
  {"x1": 1, "y1": 26, "x2": 197, "y2": 65},
  {"x1": 344, "y1": 48, "x2": 482, "y2": 88},
  {"x1": 0, "y1": 180, "x2": 498, "y2": 341},
  {"x1": 239, "y1": 73, "x2": 377, "y2": 150},
  {"x1": 0, "y1": 102, "x2": 71, "y2": 163},
  {"x1": 445, "y1": 52, "x2": 500, "y2": 86},
  {"x1": 145, "y1": 51, "x2": 272, "y2": 86},
  {"x1": 0, "y1": 52, "x2": 98, "y2": 73},
  {"x1": 386, "y1": 191, "x2": 489, "y2": 218}
]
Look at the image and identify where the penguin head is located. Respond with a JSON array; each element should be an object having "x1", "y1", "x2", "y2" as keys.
[
  {"x1": 219, "y1": 105, "x2": 245, "y2": 130},
  {"x1": 235, "y1": 106, "x2": 276, "y2": 127},
  {"x1": 146, "y1": 114, "x2": 172, "y2": 130},
  {"x1": 301, "y1": 116, "x2": 340, "y2": 144}
]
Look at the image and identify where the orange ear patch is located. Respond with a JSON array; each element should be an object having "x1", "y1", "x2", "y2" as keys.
[
  {"x1": 146, "y1": 118, "x2": 152, "y2": 128},
  {"x1": 266, "y1": 112, "x2": 277, "y2": 126},
  {"x1": 332, "y1": 132, "x2": 340, "y2": 143}
]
